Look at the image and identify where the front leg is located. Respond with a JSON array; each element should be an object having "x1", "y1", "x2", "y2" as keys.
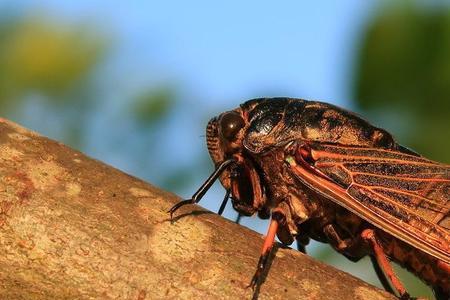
[
  {"x1": 248, "y1": 197, "x2": 308, "y2": 288},
  {"x1": 249, "y1": 217, "x2": 279, "y2": 289}
]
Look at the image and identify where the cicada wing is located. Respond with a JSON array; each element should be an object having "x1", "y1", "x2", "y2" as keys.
[{"x1": 288, "y1": 142, "x2": 450, "y2": 263}]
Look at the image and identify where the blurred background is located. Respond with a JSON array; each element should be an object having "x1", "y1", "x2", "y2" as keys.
[{"x1": 1, "y1": 0, "x2": 449, "y2": 298}]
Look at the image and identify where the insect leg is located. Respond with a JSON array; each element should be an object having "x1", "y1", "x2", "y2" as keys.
[
  {"x1": 168, "y1": 158, "x2": 236, "y2": 219},
  {"x1": 296, "y1": 240, "x2": 306, "y2": 254},
  {"x1": 323, "y1": 224, "x2": 352, "y2": 252},
  {"x1": 361, "y1": 229, "x2": 410, "y2": 299},
  {"x1": 235, "y1": 213, "x2": 242, "y2": 224},
  {"x1": 295, "y1": 232, "x2": 309, "y2": 254},
  {"x1": 248, "y1": 217, "x2": 279, "y2": 289},
  {"x1": 370, "y1": 255, "x2": 396, "y2": 295},
  {"x1": 217, "y1": 189, "x2": 230, "y2": 215}
]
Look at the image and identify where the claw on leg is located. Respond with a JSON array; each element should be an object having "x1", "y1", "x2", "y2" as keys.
[{"x1": 248, "y1": 218, "x2": 279, "y2": 289}]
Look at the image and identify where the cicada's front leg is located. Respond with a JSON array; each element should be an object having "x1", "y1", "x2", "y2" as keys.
[
  {"x1": 249, "y1": 201, "x2": 301, "y2": 289},
  {"x1": 248, "y1": 216, "x2": 279, "y2": 289}
]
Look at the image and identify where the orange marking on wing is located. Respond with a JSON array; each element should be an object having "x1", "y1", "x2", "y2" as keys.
[
  {"x1": 350, "y1": 171, "x2": 450, "y2": 183},
  {"x1": 288, "y1": 160, "x2": 450, "y2": 263},
  {"x1": 353, "y1": 184, "x2": 450, "y2": 211},
  {"x1": 433, "y1": 212, "x2": 449, "y2": 226},
  {"x1": 312, "y1": 149, "x2": 441, "y2": 167}
]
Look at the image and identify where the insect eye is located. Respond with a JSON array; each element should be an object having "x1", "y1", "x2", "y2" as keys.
[{"x1": 220, "y1": 112, "x2": 245, "y2": 140}]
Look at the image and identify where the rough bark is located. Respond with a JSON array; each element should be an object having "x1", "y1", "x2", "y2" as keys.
[{"x1": 0, "y1": 118, "x2": 396, "y2": 300}]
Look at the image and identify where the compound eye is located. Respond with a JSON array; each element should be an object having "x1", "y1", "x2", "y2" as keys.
[{"x1": 220, "y1": 112, "x2": 245, "y2": 140}]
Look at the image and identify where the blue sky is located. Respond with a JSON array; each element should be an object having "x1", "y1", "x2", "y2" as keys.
[{"x1": 16, "y1": 0, "x2": 378, "y2": 107}]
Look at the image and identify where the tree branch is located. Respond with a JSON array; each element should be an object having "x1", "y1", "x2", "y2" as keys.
[{"x1": 0, "y1": 118, "x2": 395, "y2": 299}]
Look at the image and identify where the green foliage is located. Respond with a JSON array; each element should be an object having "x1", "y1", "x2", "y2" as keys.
[
  {"x1": 0, "y1": 13, "x2": 110, "y2": 149},
  {"x1": 0, "y1": 15, "x2": 106, "y2": 109},
  {"x1": 354, "y1": 3, "x2": 450, "y2": 162},
  {"x1": 0, "y1": 10, "x2": 180, "y2": 182},
  {"x1": 131, "y1": 87, "x2": 175, "y2": 126}
]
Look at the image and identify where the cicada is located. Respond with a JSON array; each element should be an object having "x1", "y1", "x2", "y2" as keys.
[{"x1": 169, "y1": 98, "x2": 450, "y2": 299}]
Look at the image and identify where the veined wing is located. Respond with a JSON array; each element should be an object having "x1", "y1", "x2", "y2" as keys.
[{"x1": 288, "y1": 142, "x2": 450, "y2": 263}]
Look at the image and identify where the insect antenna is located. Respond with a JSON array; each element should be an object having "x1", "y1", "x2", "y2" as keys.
[{"x1": 168, "y1": 158, "x2": 236, "y2": 219}]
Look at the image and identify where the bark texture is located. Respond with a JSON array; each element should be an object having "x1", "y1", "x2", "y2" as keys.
[{"x1": 0, "y1": 118, "x2": 396, "y2": 300}]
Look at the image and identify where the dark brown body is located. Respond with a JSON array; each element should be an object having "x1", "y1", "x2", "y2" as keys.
[
  {"x1": 206, "y1": 98, "x2": 450, "y2": 296},
  {"x1": 256, "y1": 146, "x2": 449, "y2": 292}
]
